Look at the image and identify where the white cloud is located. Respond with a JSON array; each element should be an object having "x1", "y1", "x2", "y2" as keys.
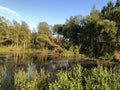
[{"x1": 0, "y1": 6, "x2": 19, "y2": 16}]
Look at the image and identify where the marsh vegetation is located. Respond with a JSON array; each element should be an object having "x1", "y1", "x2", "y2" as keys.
[{"x1": 0, "y1": 63, "x2": 120, "y2": 90}]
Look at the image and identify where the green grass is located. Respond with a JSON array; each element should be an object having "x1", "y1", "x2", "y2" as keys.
[
  {"x1": 0, "y1": 46, "x2": 8, "y2": 54},
  {"x1": 0, "y1": 46, "x2": 31, "y2": 54}
]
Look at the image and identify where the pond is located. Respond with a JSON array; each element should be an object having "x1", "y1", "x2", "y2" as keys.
[
  {"x1": 0, "y1": 52, "x2": 120, "y2": 74},
  {"x1": 0, "y1": 53, "x2": 77, "y2": 73},
  {"x1": 0, "y1": 53, "x2": 120, "y2": 90}
]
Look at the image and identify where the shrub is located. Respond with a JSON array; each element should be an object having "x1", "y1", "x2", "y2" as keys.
[
  {"x1": 0, "y1": 64, "x2": 120, "y2": 90},
  {"x1": 49, "y1": 65, "x2": 83, "y2": 90}
]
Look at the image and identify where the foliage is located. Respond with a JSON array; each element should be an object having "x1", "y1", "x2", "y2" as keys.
[
  {"x1": 83, "y1": 65, "x2": 120, "y2": 90},
  {"x1": 0, "y1": 64, "x2": 120, "y2": 90},
  {"x1": 0, "y1": 0, "x2": 120, "y2": 58},
  {"x1": 49, "y1": 65, "x2": 83, "y2": 90}
]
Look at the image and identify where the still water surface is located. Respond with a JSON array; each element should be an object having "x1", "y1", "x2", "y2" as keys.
[
  {"x1": 0, "y1": 53, "x2": 120, "y2": 74},
  {"x1": 0, "y1": 53, "x2": 79, "y2": 73}
]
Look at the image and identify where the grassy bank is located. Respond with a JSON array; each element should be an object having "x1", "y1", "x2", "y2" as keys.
[
  {"x1": 0, "y1": 46, "x2": 30, "y2": 54},
  {"x1": 0, "y1": 64, "x2": 120, "y2": 90},
  {"x1": 0, "y1": 46, "x2": 83, "y2": 59}
]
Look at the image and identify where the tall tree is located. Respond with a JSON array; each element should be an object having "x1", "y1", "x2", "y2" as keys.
[
  {"x1": 96, "y1": 19, "x2": 117, "y2": 55},
  {"x1": 101, "y1": 1, "x2": 114, "y2": 19},
  {"x1": 0, "y1": 16, "x2": 10, "y2": 45},
  {"x1": 84, "y1": 6, "x2": 100, "y2": 55},
  {"x1": 37, "y1": 22, "x2": 53, "y2": 49},
  {"x1": 12, "y1": 20, "x2": 21, "y2": 48},
  {"x1": 53, "y1": 24, "x2": 63, "y2": 36},
  {"x1": 113, "y1": 0, "x2": 120, "y2": 48},
  {"x1": 30, "y1": 29, "x2": 38, "y2": 48},
  {"x1": 20, "y1": 21, "x2": 30, "y2": 49},
  {"x1": 62, "y1": 15, "x2": 84, "y2": 45},
  {"x1": 37, "y1": 22, "x2": 52, "y2": 37}
]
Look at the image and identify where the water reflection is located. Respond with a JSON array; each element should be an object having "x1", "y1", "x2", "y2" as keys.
[
  {"x1": 0, "y1": 53, "x2": 120, "y2": 74},
  {"x1": 27, "y1": 63, "x2": 37, "y2": 81},
  {"x1": 0, "y1": 53, "x2": 71, "y2": 73},
  {"x1": 58, "y1": 60, "x2": 69, "y2": 70},
  {"x1": 0, "y1": 55, "x2": 9, "y2": 63}
]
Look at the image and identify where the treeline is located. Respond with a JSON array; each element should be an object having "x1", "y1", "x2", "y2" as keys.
[{"x1": 0, "y1": 0, "x2": 120, "y2": 57}]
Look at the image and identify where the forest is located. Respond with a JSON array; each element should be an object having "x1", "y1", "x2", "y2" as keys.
[{"x1": 0, "y1": 0, "x2": 120, "y2": 60}]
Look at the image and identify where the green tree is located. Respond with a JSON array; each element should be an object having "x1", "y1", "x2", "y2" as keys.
[
  {"x1": 97, "y1": 19, "x2": 117, "y2": 40},
  {"x1": 12, "y1": 20, "x2": 21, "y2": 48},
  {"x1": 53, "y1": 24, "x2": 63, "y2": 36},
  {"x1": 38, "y1": 22, "x2": 52, "y2": 37},
  {"x1": 30, "y1": 29, "x2": 38, "y2": 49},
  {"x1": 101, "y1": 0, "x2": 120, "y2": 49},
  {"x1": 20, "y1": 21, "x2": 30, "y2": 49},
  {"x1": 83, "y1": 6, "x2": 100, "y2": 55},
  {"x1": 97, "y1": 19, "x2": 117, "y2": 55},
  {"x1": 37, "y1": 22, "x2": 53, "y2": 49},
  {"x1": 101, "y1": 1, "x2": 114, "y2": 19},
  {"x1": 63, "y1": 15, "x2": 84, "y2": 45},
  {"x1": 0, "y1": 16, "x2": 11, "y2": 45},
  {"x1": 112, "y1": 0, "x2": 120, "y2": 48}
]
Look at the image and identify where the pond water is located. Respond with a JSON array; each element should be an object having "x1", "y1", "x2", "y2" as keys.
[
  {"x1": 0, "y1": 53, "x2": 120, "y2": 74},
  {"x1": 0, "y1": 53, "x2": 78, "y2": 73}
]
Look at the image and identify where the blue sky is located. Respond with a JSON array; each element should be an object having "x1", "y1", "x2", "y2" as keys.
[{"x1": 0, "y1": 0, "x2": 116, "y2": 30}]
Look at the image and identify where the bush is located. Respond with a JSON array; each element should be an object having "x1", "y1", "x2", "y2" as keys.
[
  {"x1": 49, "y1": 65, "x2": 83, "y2": 90},
  {"x1": 0, "y1": 64, "x2": 120, "y2": 90}
]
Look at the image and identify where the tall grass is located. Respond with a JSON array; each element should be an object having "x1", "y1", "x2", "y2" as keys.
[{"x1": 0, "y1": 64, "x2": 120, "y2": 90}]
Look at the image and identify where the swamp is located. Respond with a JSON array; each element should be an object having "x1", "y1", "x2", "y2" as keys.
[{"x1": 0, "y1": 0, "x2": 120, "y2": 90}]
